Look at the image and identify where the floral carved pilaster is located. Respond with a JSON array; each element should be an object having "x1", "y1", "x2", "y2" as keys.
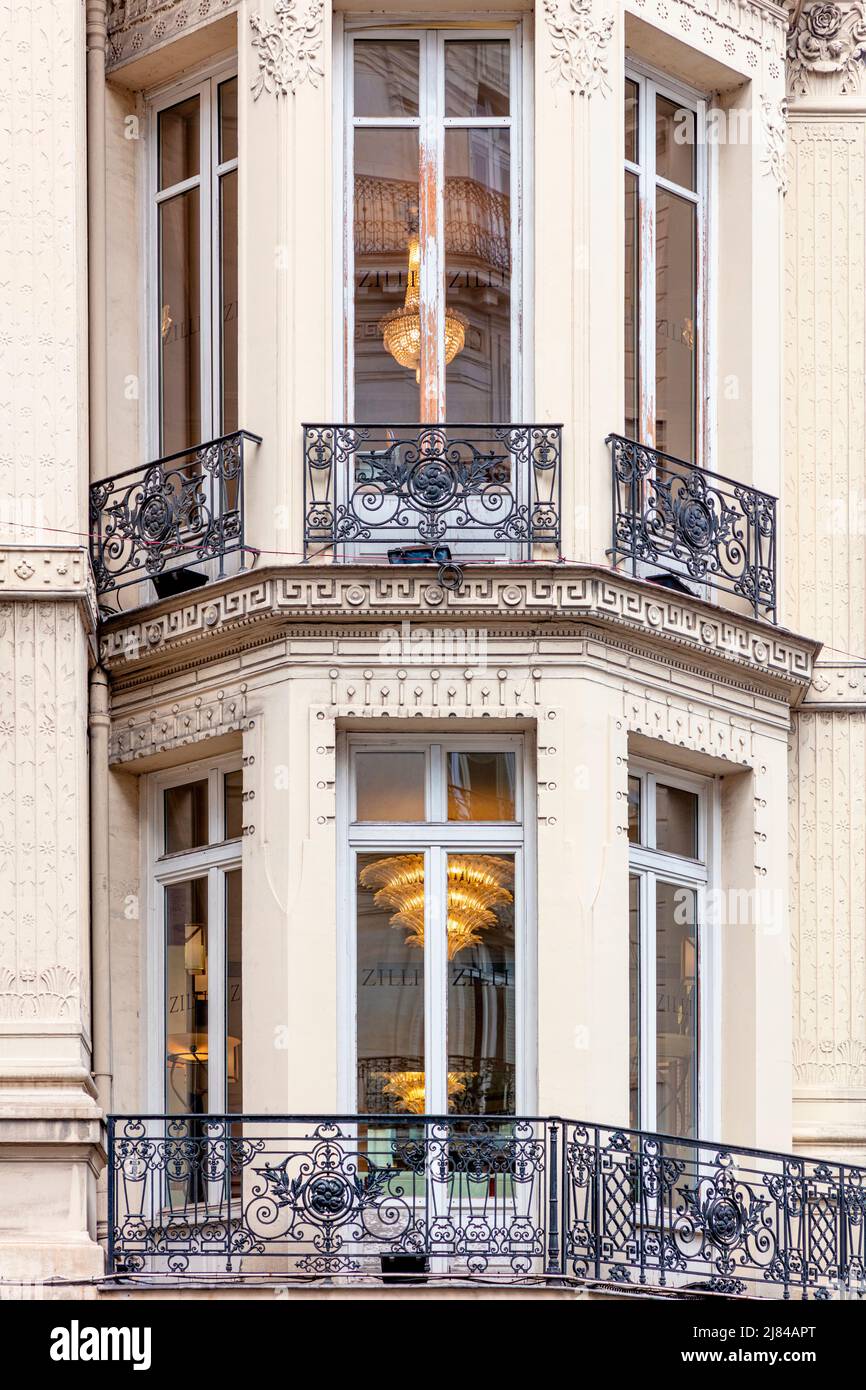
[
  {"x1": 250, "y1": 0, "x2": 325, "y2": 99},
  {"x1": 760, "y1": 96, "x2": 790, "y2": 195},
  {"x1": 543, "y1": 0, "x2": 614, "y2": 97},
  {"x1": 787, "y1": 2, "x2": 866, "y2": 97}
]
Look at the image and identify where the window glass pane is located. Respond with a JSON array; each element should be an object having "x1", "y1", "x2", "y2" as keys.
[
  {"x1": 164, "y1": 779, "x2": 209, "y2": 853},
  {"x1": 165, "y1": 878, "x2": 209, "y2": 1113},
  {"x1": 355, "y1": 751, "x2": 425, "y2": 822},
  {"x1": 447, "y1": 853, "x2": 515, "y2": 1114},
  {"x1": 357, "y1": 853, "x2": 425, "y2": 1113},
  {"x1": 627, "y1": 774, "x2": 641, "y2": 844},
  {"x1": 624, "y1": 170, "x2": 639, "y2": 440},
  {"x1": 444, "y1": 128, "x2": 510, "y2": 422},
  {"x1": 354, "y1": 40, "x2": 419, "y2": 117},
  {"x1": 655, "y1": 188, "x2": 696, "y2": 462},
  {"x1": 624, "y1": 78, "x2": 639, "y2": 163},
  {"x1": 655, "y1": 783, "x2": 699, "y2": 858},
  {"x1": 219, "y1": 77, "x2": 238, "y2": 163},
  {"x1": 655, "y1": 881, "x2": 698, "y2": 1137},
  {"x1": 656, "y1": 95, "x2": 696, "y2": 191},
  {"x1": 629, "y1": 874, "x2": 640, "y2": 1129},
  {"x1": 224, "y1": 769, "x2": 243, "y2": 839},
  {"x1": 447, "y1": 751, "x2": 516, "y2": 821},
  {"x1": 444, "y1": 41, "x2": 510, "y2": 118},
  {"x1": 158, "y1": 94, "x2": 200, "y2": 190},
  {"x1": 353, "y1": 128, "x2": 420, "y2": 422},
  {"x1": 220, "y1": 168, "x2": 239, "y2": 433},
  {"x1": 225, "y1": 869, "x2": 242, "y2": 1113},
  {"x1": 159, "y1": 187, "x2": 201, "y2": 454}
]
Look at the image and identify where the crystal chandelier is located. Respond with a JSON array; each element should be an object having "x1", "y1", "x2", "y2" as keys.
[
  {"x1": 359, "y1": 853, "x2": 513, "y2": 959},
  {"x1": 379, "y1": 234, "x2": 468, "y2": 383}
]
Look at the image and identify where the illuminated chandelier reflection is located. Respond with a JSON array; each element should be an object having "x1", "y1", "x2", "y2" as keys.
[
  {"x1": 381, "y1": 1070, "x2": 472, "y2": 1115},
  {"x1": 359, "y1": 853, "x2": 513, "y2": 959},
  {"x1": 378, "y1": 234, "x2": 468, "y2": 383}
]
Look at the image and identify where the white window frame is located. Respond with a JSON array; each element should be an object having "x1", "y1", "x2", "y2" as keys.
[
  {"x1": 628, "y1": 758, "x2": 720, "y2": 1139},
  {"x1": 146, "y1": 59, "x2": 238, "y2": 457},
  {"x1": 144, "y1": 752, "x2": 243, "y2": 1113},
  {"x1": 625, "y1": 60, "x2": 709, "y2": 465},
  {"x1": 337, "y1": 732, "x2": 537, "y2": 1115},
  {"x1": 337, "y1": 19, "x2": 531, "y2": 423}
]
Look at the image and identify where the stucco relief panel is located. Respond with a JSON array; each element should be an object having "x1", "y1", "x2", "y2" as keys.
[{"x1": 0, "y1": 603, "x2": 88, "y2": 1021}]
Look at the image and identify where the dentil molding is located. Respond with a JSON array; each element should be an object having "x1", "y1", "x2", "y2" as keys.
[{"x1": 106, "y1": 0, "x2": 237, "y2": 69}]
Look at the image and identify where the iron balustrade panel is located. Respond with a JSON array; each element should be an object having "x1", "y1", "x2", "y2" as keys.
[
  {"x1": 303, "y1": 424, "x2": 562, "y2": 560},
  {"x1": 107, "y1": 1114, "x2": 866, "y2": 1295},
  {"x1": 607, "y1": 434, "x2": 778, "y2": 622},
  {"x1": 89, "y1": 430, "x2": 261, "y2": 612},
  {"x1": 563, "y1": 1123, "x2": 866, "y2": 1298}
]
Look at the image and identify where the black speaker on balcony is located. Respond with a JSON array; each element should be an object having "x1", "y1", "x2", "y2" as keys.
[
  {"x1": 380, "y1": 1253, "x2": 429, "y2": 1285},
  {"x1": 387, "y1": 544, "x2": 452, "y2": 566},
  {"x1": 646, "y1": 572, "x2": 696, "y2": 598},
  {"x1": 152, "y1": 568, "x2": 210, "y2": 600}
]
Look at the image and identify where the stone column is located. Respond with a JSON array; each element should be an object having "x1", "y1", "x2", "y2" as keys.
[
  {"x1": 0, "y1": 0, "x2": 103, "y2": 1291},
  {"x1": 785, "y1": 0, "x2": 866, "y2": 1163}
]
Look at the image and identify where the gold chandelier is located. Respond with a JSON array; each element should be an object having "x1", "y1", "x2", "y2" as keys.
[
  {"x1": 381, "y1": 1070, "x2": 472, "y2": 1115},
  {"x1": 359, "y1": 853, "x2": 513, "y2": 959},
  {"x1": 379, "y1": 234, "x2": 468, "y2": 383}
]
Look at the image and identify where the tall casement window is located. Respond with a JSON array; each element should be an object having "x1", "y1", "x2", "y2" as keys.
[
  {"x1": 343, "y1": 736, "x2": 531, "y2": 1115},
  {"x1": 624, "y1": 70, "x2": 706, "y2": 462},
  {"x1": 150, "y1": 68, "x2": 238, "y2": 455},
  {"x1": 345, "y1": 28, "x2": 522, "y2": 423},
  {"x1": 627, "y1": 763, "x2": 714, "y2": 1138},
  {"x1": 148, "y1": 758, "x2": 243, "y2": 1114}
]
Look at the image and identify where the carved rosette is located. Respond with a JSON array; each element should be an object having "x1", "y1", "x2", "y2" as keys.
[
  {"x1": 250, "y1": 0, "x2": 325, "y2": 99},
  {"x1": 787, "y1": 2, "x2": 866, "y2": 96},
  {"x1": 543, "y1": 0, "x2": 614, "y2": 97}
]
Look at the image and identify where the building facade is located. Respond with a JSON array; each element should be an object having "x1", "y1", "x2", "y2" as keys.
[{"x1": 0, "y1": 0, "x2": 864, "y2": 1298}]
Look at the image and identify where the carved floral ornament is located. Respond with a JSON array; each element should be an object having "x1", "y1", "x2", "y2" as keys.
[
  {"x1": 250, "y1": 0, "x2": 325, "y2": 99},
  {"x1": 787, "y1": 2, "x2": 866, "y2": 94},
  {"x1": 543, "y1": 0, "x2": 615, "y2": 96}
]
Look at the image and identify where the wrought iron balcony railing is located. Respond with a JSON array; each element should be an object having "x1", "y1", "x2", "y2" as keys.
[
  {"x1": 107, "y1": 1114, "x2": 865, "y2": 1297},
  {"x1": 89, "y1": 430, "x2": 261, "y2": 613},
  {"x1": 303, "y1": 424, "x2": 562, "y2": 561},
  {"x1": 607, "y1": 434, "x2": 777, "y2": 622}
]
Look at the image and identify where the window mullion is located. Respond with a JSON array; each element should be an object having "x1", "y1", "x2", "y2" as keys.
[
  {"x1": 201, "y1": 78, "x2": 216, "y2": 442},
  {"x1": 426, "y1": 845, "x2": 447, "y2": 1113},
  {"x1": 418, "y1": 31, "x2": 444, "y2": 422},
  {"x1": 206, "y1": 866, "x2": 226, "y2": 1112},
  {"x1": 642, "y1": 870, "x2": 657, "y2": 1132},
  {"x1": 639, "y1": 80, "x2": 656, "y2": 450}
]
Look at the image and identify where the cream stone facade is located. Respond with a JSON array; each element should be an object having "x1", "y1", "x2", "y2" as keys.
[{"x1": 0, "y1": 0, "x2": 864, "y2": 1300}]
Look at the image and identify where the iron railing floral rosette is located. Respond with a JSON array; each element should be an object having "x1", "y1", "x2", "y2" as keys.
[
  {"x1": 303, "y1": 424, "x2": 562, "y2": 560},
  {"x1": 607, "y1": 433, "x2": 777, "y2": 622},
  {"x1": 107, "y1": 1115, "x2": 865, "y2": 1296},
  {"x1": 89, "y1": 430, "x2": 261, "y2": 613}
]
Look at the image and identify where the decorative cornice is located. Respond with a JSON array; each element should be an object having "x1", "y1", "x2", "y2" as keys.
[
  {"x1": 0, "y1": 547, "x2": 98, "y2": 631},
  {"x1": 786, "y1": 2, "x2": 866, "y2": 96},
  {"x1": 543, "y1": 0, "x2": 614, "y2": 96},
  {"x1": 801, "y1": 663, "x2": 866, "y2": 707},
  {"x1": 249, "y1": 0, "x2": 325, "y2": 99},
  {"x1": 626, "y1": 0, "x2": 788, "y2": 68},
  {"x1": 97, "y1": 564, "x2": 819, "y2": 698},
  {"x1": 106, "y1": 0, "x2": 237, "y2": 70},
  {"x1": 110, "y1": 686, "x2": 248, "y2": 763}
]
